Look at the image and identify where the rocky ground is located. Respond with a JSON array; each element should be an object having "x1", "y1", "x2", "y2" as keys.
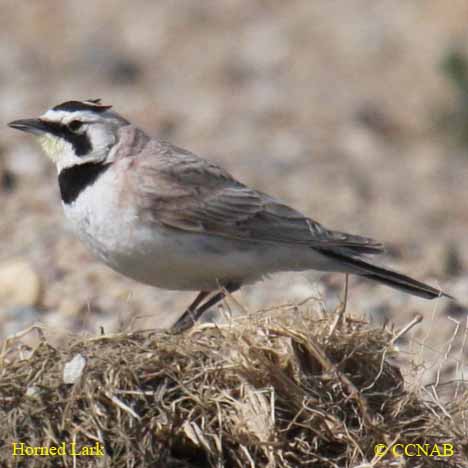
[{"x1": 1, "y1": 0, "x2": 467, "y2": 386}]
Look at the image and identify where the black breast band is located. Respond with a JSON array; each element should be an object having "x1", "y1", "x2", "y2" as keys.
[{"x1": 58, "y1": 162, "x2": 111, "y2": 204}]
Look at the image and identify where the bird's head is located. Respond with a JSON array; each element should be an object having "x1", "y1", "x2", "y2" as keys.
[{"x1": 8, "y1": 99, "x2": 129, "y2": 171}]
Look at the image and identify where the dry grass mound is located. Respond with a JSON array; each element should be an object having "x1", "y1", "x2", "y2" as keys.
[{"x1": 0, "y1": 303, "x2": 467, "y2": 467}]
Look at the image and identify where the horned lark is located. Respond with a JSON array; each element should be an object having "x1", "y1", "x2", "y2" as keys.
[{"x1": 8, "y1": 99, "x2": 451, "y2": 332}]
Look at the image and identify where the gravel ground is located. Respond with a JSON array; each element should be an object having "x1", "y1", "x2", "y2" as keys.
[{"x1": 1, "y1": 0, "x2": 467, "y2": 384}]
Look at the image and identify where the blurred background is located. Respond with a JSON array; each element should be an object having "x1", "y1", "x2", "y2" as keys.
[{"x1": 1, "y1": 1, "x2": 467, "y2": 384}]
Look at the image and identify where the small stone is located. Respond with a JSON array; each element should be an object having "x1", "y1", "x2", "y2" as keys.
[
  {"x1": 0, "y1": 259, "x2": 41, "y2": 308},
  {"x1": 444, "y1": 243, "x2": 463, "y2": 276},
  {"x1": 1, "y1": 169, "x2": 16, "y2": 193},
  {"x1": 354, "y1": 103, "x2": 400, "y2": 138},
  {"x1": 63, "y1": 354, "x2": 86, "y2": 384},
  {"x1": 108, "y1": 58, "x2": 142, "y2": 85},
  {"x1": 444, "y1": 301, "x2": 467, "y2": 318},
  {"x1": 57, "y1": 298, "x2": 82, "y2": 317},
  {"x1": 25, "y1": 386, "x2": 41, "y2": 398}
]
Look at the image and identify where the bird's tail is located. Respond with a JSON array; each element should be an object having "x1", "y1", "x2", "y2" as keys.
[{"x1": 318, "y1": 249, "x2": 452, "y2": 300}]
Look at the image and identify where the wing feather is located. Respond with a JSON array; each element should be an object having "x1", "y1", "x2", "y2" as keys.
[{"x1": 133, "y1": 141, "x2": 384, "y2": 255}]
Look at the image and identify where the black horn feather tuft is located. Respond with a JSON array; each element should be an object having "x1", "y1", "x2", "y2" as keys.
[{"x1": 52, "y1": 100, "x2": 112, "y2": 113}]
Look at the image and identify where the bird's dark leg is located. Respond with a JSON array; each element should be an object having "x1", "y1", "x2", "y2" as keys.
[
  {"x1": 174, "y1": 290, "x2": 210, "y2": 327},
  {"x1": 188, "y1": 291, "x2": 211, "y2": 314},
  {"x1": 188, "y1": 282, "x2": 241, "y2": 323},
  {"x1": 171, "y1": 282, "x2": 241, "y2": 334}
]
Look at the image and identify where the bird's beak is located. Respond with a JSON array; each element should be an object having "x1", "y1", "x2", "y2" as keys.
[{"x1": 8, "y1": 118, "x2": 49, "y2": 135}]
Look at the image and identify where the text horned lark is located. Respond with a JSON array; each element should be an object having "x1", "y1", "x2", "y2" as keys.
[{"x1": 8, "y1": 99, "x2": 452, "y2": 332}]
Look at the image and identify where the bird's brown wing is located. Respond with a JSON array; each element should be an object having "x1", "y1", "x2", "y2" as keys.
[{"x1": 133, "y1": 142, "x2": 384, "y2": 255}]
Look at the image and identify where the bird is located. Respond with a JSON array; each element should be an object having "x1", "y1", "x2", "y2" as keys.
[{"x1": 8, "y1": 99, "x2": 451, "y2": 332}]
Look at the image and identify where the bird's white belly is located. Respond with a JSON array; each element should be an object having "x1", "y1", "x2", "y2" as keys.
[
  {"x1": 62, "y1": 175, "x2": 257, "y2": 290},
  {"x1": 65, "y1": 206, "x2": 271, "y2": 291},
  {"x1": 63, "y1": 170, "x2": 336, "y2": 291}
]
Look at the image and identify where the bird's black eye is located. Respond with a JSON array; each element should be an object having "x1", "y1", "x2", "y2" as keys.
[{"x1": 68, "y1": 120, "x2": 83, "y2": 132}]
